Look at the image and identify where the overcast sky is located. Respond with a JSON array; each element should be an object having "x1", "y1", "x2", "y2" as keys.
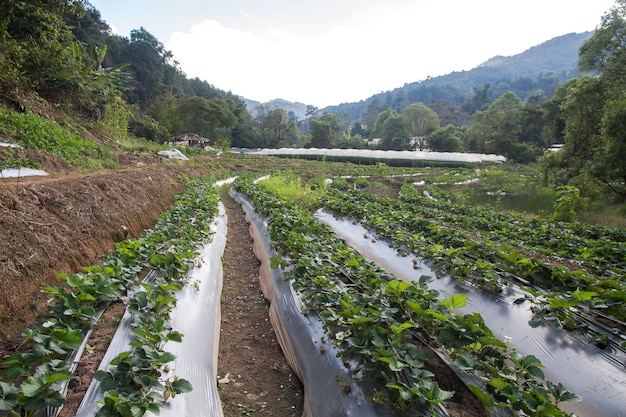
[{"x1": 90, "y1": 0, "x2": 615, "y2": 108}]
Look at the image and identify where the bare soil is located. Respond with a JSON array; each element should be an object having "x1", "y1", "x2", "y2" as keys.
[{"x1": 217, "y1": 190, "x2": 303, "y2": 417}]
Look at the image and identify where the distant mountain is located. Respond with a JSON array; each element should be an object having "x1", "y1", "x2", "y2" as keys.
[
  {"x1": 323, "y1": 32, "x2": 593, "y2": 120},
  {"x1": 242, "y1": 97, "x2": 309, "y2": 121},
  {"x1": 475, "y1": 31, "x2": 591, "y2": 77}
]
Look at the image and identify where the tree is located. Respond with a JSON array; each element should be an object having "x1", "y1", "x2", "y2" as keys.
[
  {"x1": 176, "y1": 97, "x2": 237, "y2": 142},
  {"x1": 309, "y1": 119, "x2": 334, "y2": 148},
  {"x1": 427, "y1": 125, "x2": 463, "y2": 152},
  {"x1": 371, "y1": 108, "x2": 395, "y2": 139},
  {"x1": 124, "y1": 27, "x2": 176, "y2": 106},
  {"x1": 351, "y1": 121, "x2": 365, "y2": 137},
  {"x1": 559, "y1": 76, "x2": 605, "y2": 176},
  {"x1": 375, "y1": 110, "x2": 410, "y2": 150},
  {"x1": 575, "y1": 1, "x2": 626, "y2": 198},
  {"x1": 429, "y1": 99, "x2": 471, "y2": 127},
  {"x1": 305, "y1": 105, "x2": 318, "y2": 118},
  {"x1": 538, "y1": 86, "x2": 568, "y2": 148},
  {"x1": 462, "y1": 83, "x2": 492, "y2": 114},
  {"x1": 336, "y1": 132, "x2": 368, "y2": 149},
  {"x1": 254, "y1": 105, "x2": 297, "y2": 148},
  {"x1": 579, "y1": 0, "x2": 626, "y2": 93},
  {"x1": 319, "y1": 113, "x2": 343, "y2": 138},
  {"x1": 1, "y1": 1, "x2": 85, "y2": 102},
  {"x1": 466, "y1": 91, "x2": 523, "y2": 158},
  {"x1": 591, "y1": 95, "x2": 626, "y2": 197},
  {"x1": 402, "y1": 103, "x2": 440, "y2": 150},
  {"x1": 520, "y1": 102, "x2": 547, "y2": 148},
  {"x1": 361, "y1": 97, "x2": 382, "y2": 135}
]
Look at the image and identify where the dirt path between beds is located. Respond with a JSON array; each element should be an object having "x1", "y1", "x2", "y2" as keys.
[{"x1": 218, "y1": 190, "x2": 304, "y2": 417}]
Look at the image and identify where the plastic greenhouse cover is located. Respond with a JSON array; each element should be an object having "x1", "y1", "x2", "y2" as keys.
[
  {"x1": 74, "y1": 203, "x2": 227, "y2": 417},
  {"x1": 232, "y1": 190, "x2": 448, "y2": 417},
  {"x1": 255, "y1": 148, "x2": 506, "y2": 164},
  {"x1": 314, "y1": 210, "x2": 626, "y2": 417}
]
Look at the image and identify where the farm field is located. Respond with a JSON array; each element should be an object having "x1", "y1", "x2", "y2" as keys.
[{"x1": 0, "y1": 156, "x2": 625, "y2": 417}]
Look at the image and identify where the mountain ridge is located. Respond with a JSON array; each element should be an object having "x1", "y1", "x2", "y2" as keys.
[{"x1": 243, "y1": 31, "x2": 592, "y2": 121}]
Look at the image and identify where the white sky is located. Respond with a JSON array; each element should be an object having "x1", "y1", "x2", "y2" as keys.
[{"x1": 90, "y1": 0, "x2": 615, "y2": 108}]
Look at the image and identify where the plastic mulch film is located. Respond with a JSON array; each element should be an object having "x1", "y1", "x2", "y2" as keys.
[
  {"x1": 314, "y1": 209, "x2": 626, "y2": 417},
  {"x1": 75, "y1": 202, "x2": 227, "y2": 417},
  {"x1": 232, "y1": 190, "x2": 447, "y2": 417}
]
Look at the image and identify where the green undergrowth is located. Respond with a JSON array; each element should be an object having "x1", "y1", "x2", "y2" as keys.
[
  {"x1": 0, "y1": 146, "x2": 41, "y2": 171},
  {"x1": 0, "y1": 109, "x2": 116, "y2": 169},
  {"x1": 115, "y1": 135, "x2": 170, "y2": 156}
]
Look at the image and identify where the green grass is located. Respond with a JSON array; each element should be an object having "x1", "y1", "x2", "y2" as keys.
[
  {"x1": 116, "y1": 135, "x2": 169, "y2": 155},
  {"x1": 0, "y1": 109, "x2": 116, "y2": 168},
  {"x1": 258, "y1": 173, "x2": 321, "y2": 208}
]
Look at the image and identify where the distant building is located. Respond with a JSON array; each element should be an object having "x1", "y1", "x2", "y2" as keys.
[{"x1": 169, "y1": 133, "x2": 209, "y2": 148}]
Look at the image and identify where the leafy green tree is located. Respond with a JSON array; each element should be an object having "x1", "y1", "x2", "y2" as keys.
[
  {"x1": 579, "y1": 0, "x2": 626, "y2": 94},
  {"x1": 65, "y1": 2, "x2": 110, "y2": 46},
  {"x1": 559, "y1": 76, "x2": 605, "y2": 176},
  {"x1": 254, "y1": 105, "x2": 297, "y2": 148},
  {"x1": 319, "y1": 113, "x2": 343, "y2": 139},
  {"x1": 129, "y1": 111, "x2": 169, "y2": 142},
  {"x1": 305, "y1": 105, "x2": 318, "y2": 118},
  {"x1": 229, "y1": 99, "x2": 256, "y2": 148},
  {"x1": 176, "y1": 97, "x2": 237, "y2": 142},
  {"x1": 361, "y1": 97, "x2": 383, "y2": 136},
  {"x1": 124, "y1": 27, "x2": 176, "y2": 106},
  {"x1": 309, "y1": 119, "x2": 334, "y2": 148},
  {"x1": 403, "y1": 103, "x2": 440, "y2": 150},
  {"x1": 371, "y1": 108, "x2": 394, "y2": 139},
  {"x1": 1, "y1": 1, "x2": 85, "y2": 102},
  {"x1": 467, "y1": 91, "x2": 523, "y2": 158},
  {"x1": 537, "y1": 86, "x2": 568, "y2": 148},
  {"x1": 351, "y1": 121, "x2": 365, "y2": 137},
  {"x1": 462, "y1": 83, "x2": 492, "y2": 114},
  {"x1": 576, "y1": 1, "x2": 626, "y2": 198},
  {"x1": 429, "y1": 99, "x2": 471, "y2": 127},
  {"x1": 427, "y1": 125, "x2": 464, "y2": 152},
  {"x1": 520, "y1": 101, "x2": 547, "y2": 148},
  {"x1": 336, "y1": 133, "x2": 368, "y2": 149},
  {"x1": 377, "y1": 111, "x2": 410, "y2": 150},
  {"x1": 592, "y1": 96, "x2": 626, "y2": 197}
]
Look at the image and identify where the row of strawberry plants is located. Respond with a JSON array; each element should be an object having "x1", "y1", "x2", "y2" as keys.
[
  {"x1": 234, "y1": 176, "x2": 580, "y2": 416},
  {"x1": 322, "y1": 188, "x2": 625, "y2": 325},
  {"x1": 0, "y1": 176, "x2": 220, "y2": 416},
  {"x1": 399, "y1": 183, "x2": 626, "y2": 275}
]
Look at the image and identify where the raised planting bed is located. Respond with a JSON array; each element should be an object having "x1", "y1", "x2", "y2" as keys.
[
  {"x1": 314, "y1": 208, "x2": 626, "y2": 416},
  {"x1": 232, "y1": 176, "x2": 582, "y2": 417}
]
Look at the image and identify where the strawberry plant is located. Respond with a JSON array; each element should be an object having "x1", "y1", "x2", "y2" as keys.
[
  {"x1": 323, "y1": 187, "x2": 626, "y2": 324},
  {"x1": 235, "y1": 175, "x2": 580, "y2": 415},
  {"x1": 0, "y1": 176, "x2": 222, "y2": 416}
]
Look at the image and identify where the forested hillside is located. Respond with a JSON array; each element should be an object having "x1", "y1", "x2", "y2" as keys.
[{"x1": 1, "y1": 0, "x2": 625, "y2": 202}]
